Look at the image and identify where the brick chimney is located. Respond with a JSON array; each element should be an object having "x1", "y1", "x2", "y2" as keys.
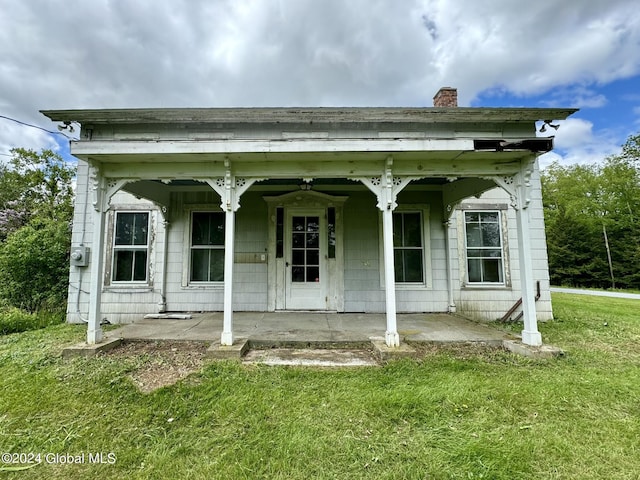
[{"x1": 433, "y1": 87, "x2": 458, "y2": 107}]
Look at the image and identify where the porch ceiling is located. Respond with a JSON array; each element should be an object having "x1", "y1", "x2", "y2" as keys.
[{"x1": 83, "y1": 148, "x2": 536, "y2": 180}]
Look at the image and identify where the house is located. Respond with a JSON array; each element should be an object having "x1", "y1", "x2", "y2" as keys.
[{"x1": 42, "y1": 88, "x2": 576, "y2": 348}]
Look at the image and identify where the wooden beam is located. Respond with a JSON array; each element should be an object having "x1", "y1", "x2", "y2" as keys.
[
  {"x1": 98, "y1": 154, "x2": 526, "y2": 180},
  {"x1": 72, "y1": 138, "x2": 476, "y2": 157}
]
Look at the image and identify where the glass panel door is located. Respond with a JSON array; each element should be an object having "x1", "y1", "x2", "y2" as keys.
[
  {"x1": 285, "y1": 210, "x2": 327, "y2": 309},
  {"x1": 291, "y1": 215, "x2": 320, "y2": 283}
]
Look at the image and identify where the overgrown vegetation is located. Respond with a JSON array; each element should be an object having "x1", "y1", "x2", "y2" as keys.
[
  {"x1": 0, "y1": 303, "x2": 64, "y2": 335},
  {"x1": 542, "y1": 133, "x2": 640, "y2": 289},
  {"x1": 0, "y1": 148, "x2": 74, "y2": 322},
  {"x1": 1, "y1": 293, "x2": 639, "y2": 479}
]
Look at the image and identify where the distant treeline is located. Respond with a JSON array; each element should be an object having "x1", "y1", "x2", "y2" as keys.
[{"x1": 542, "y1": 133, "x2": 640, "y2": 290}]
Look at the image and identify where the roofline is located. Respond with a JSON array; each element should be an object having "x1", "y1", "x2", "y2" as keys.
[{"x1": 41, "y1": 106, "x2": 578, "y2": 125}]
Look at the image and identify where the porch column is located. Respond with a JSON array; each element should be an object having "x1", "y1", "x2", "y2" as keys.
[
  {"x1": 221, "y1": 208, "x2": 235, "y2": 345},
  {"x1": 381, "y1": 205, "x2": 399, "y2": 346},
  {"x1": 202, "y1": 159, "x2": 259, "y2": 346},
  {"x1": 358, "y1": 156, "x2": 421, "y2": 347},
  {"x1": 87, "y1": 178, "x2": 106, "y2": 345},
  {"x1": 514, "y1": 178, "x2": 541, "y2": 346},
  {"x1": 443, "y1": 218, "x2": 457, "y2": 313},
  {"x1": 491, "y1": 159, "x2": 542, "y2": 346},
  {"x1": 86, "y1": 169, "x2": 132, "y2": 344}
]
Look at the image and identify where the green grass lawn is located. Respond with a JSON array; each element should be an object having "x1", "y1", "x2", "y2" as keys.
[{"x1": 1, "y1": 293, "x2": 639, "y2": 479}]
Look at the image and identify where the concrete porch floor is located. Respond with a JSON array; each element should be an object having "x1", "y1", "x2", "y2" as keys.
[{"x1": 105, "y1": 312, "x2": 510, "y2": 346}]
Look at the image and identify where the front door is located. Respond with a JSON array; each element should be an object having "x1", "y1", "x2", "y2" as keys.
[{"x1": 285, "y1": 210, "x2": 327, "y2": 310}]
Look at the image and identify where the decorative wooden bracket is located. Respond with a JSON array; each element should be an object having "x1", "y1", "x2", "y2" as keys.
[
  {"x1": 198, "y1": 158, "x2": 262, "y2": 211},
  {"x1": 483, "y1": 157, "x2": 535, "y2": 211},
  {"x1": 357, "y1": 156, "x2": 423, "y2": 211},
  {"x1": 89, "y1": 163, "x2": 136, "y2": 213}
]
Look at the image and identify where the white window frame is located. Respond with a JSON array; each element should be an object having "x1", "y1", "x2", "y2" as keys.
[
  {"x1": 379, "y1": 204, "x2": 432, "y2": 289},
  {"x1": 463, "y1": 210, "x2": 506, "y2": 286},
  {"x1": 183, "y1": 207, "x2": 226, "y2": 287},
  {"x1": 111, "y1": 210, "x2": 151, "y2": 284}
]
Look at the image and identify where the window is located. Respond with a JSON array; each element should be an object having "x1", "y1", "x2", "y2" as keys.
[
  {"x1": 291, "y1": 215, "x2": 320, "y2": 283},
  {"x1": 393, "y1": 211, "x2": 424, "y2": 283},
  {"x1": 276, "y1": 207, "x2": 284, "y2": 258},
  {"x1": 112, "y1": 212, "x2": 149, "y2": 282},
  {"x1": 464, "y1": 211, "x2": 504, "y2": 283},
  {"x1": 327, "y1": 207, "x2": 336, "y2": 259},
  {"x1": 190, "y1": 212, "x2": 225, "y2": 282}
]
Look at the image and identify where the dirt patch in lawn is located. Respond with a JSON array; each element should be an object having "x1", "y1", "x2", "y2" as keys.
[{"x1": 106, "y1": 340, "x2": 209, "y2": 393}]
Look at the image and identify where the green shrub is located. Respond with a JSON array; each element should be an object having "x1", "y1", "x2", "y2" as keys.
[
  {"x1": 0, "y1": 218, "x2": 70, "y2": 312},
  {"x1": 0, "y1": 305, "x2": 64, "y2": 335}
]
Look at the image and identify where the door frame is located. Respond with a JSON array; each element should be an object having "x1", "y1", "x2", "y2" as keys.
[
  {"x1": 264, "y1": 190, "x2": 348, "y2": 311},
  {"x1": 284, "y1": 209, "x2": 327, "y2": 310}
]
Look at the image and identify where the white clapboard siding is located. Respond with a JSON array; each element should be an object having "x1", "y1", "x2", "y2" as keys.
[{"x1": 66, "y1": 160, "x2": 552, "y2": 323}]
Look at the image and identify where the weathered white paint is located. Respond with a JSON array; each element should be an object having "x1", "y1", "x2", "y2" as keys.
[
  {"x1": 221, "y1": 208, "x2": 235, "y2": 345},
  {"x1": 284, "y1": 208, "x2": 327, "y2": 310},
  {"x1": 69, "y1": 173, "x2": 554, "y2": 330},
  {"x1": 97, "y1": 154, "x2": 534, "y2": 181},
  {"x1": 71, "y1": 138, "x2": 477, "y2": 157},
  {"x1": 377, "y1": 204, "x2": 432, "y2": 290},
  {"x1": 87, "y1": 196, "x2": 105, "y2": 344},
  {"x1": 264, "y1": 190, "x2": 348, "y2": 312},
  {"x1": 358, "y1": 157, "x2": 419, "y2": 347},
  {"x1": 444, "y1": 219, "x2": 457, "y2": 313},
  {"x1": 514, "y1": 160, "x2": 542, "y2": 346},
  {"x1": 381, "y1": 207, "x2": 399, "y2": 347},
  {"x1": 49, "y1": 106, "x2": 575, "y2": 348},
  {"x1": 71, "y1": 181, "x2": 553, "y2": 329}
]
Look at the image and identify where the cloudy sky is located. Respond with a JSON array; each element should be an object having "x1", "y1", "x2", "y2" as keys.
[{"x1": 1, "y1": 0, "x2": 639, "y2": 167}]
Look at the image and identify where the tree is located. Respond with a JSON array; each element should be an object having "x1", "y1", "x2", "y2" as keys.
[
  {"x1": 0, "y1": 219, "x2": 70, "y2": 312},
  {"x1": 0, "y1": 148, "x2": 74, "y2": 240},
  {"x1": 0, "y1": 148, "x2": 75, "y2": 312},
  {"x1": 542, "y1": 133, "x2": 640, "y2": 289}
]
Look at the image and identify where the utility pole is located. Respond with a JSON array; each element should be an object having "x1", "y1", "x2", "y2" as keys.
[{"x1": 602, "y1": 222, "x2": 615, "y2": 289}]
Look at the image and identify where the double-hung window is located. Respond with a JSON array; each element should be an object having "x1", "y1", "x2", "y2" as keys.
[
  {"x1": 112, "y1": 212, "x2": 149, "y2": 282},
  {"x1": 464, "y1": 211, "x2": 504, "y2": 284},
  {"x1": 393, "y1": 211, "x2": 424, "y2": 283},
  {"x1": 190, "y1": 212, "x2": 225, "y2": 282}
]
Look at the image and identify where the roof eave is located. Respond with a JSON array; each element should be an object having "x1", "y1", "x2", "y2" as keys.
[{"x1": 40, "y1": 107, "x2": 579, "y2": 125}]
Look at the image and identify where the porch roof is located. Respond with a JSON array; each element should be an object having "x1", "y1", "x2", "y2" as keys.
[
  {"x1": 42, "y1": 106, "x2": 577, "y2": 125},
  {"x1": 41, "y1": 106, "x2": 577, "y2": 179}
]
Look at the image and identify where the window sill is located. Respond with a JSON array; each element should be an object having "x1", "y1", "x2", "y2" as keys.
[
  {"x1": 105, "y1": 285, "x2": 153, "y2": 293},
  {"x1": 395, "y1": 283, "x2": 432, "y2": 290},
  {"x1": 182, "y1": 283, "x2": 225, "y2": 290},
  {"x1": 462, "y1": 284, "x2": 511, "y2": 290}
]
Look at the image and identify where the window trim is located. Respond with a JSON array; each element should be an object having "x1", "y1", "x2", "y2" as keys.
[
  {"x1": 189, "y1": 210, "x2": 226, "y2": 284},
  {"x1": 182, "y1": 206, "x2": 225, "y2": 288},
  {"x1": 378, "y1": 204, "x2": 432, "y2": 289},
  {"x1": 462, "y1": 209, "x2": 506, "y2": 286},
  {"x1": 110, "y1": 210, "x2": 151, "y2": 284}
]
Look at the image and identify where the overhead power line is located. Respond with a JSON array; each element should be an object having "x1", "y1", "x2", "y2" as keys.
[{"x1": 0, "y1": 114, "x2": 78, "y2": 140}]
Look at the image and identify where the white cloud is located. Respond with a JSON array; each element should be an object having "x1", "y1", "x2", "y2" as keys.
[
  {"x1": 0, "y1": 0, "x2": 639, "y2": 157},
  {"x1": 538, "y1": 117, "x2": 623, "y2": 168},
  {"x1": 0, "y1": 117, "x2": 61, "y2": 161},
  {"x1": 541, "y1": 85, "x2": 608, "y2": 109}
]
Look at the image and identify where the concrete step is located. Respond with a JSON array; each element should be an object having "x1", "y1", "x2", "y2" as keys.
[{"x1": 243, "y1": 348, "x2": 379, "y2": 367}]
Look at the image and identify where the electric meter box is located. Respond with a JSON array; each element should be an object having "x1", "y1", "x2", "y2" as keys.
[{"x1": 70, "y1": 246, "x2": 90, "y2": 267}]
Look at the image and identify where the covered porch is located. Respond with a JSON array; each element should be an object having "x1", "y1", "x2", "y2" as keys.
[
  {"x1": 42, "y1": 103, "x2": 577, "y2": 350},
  {"x1": 105, "y1": 312, "x2": 509, "y2": 346}
]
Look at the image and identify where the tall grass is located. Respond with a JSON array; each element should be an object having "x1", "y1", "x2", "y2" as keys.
[{"x1": 0, "y1": 304, "x2": 65, "y2": 335}]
